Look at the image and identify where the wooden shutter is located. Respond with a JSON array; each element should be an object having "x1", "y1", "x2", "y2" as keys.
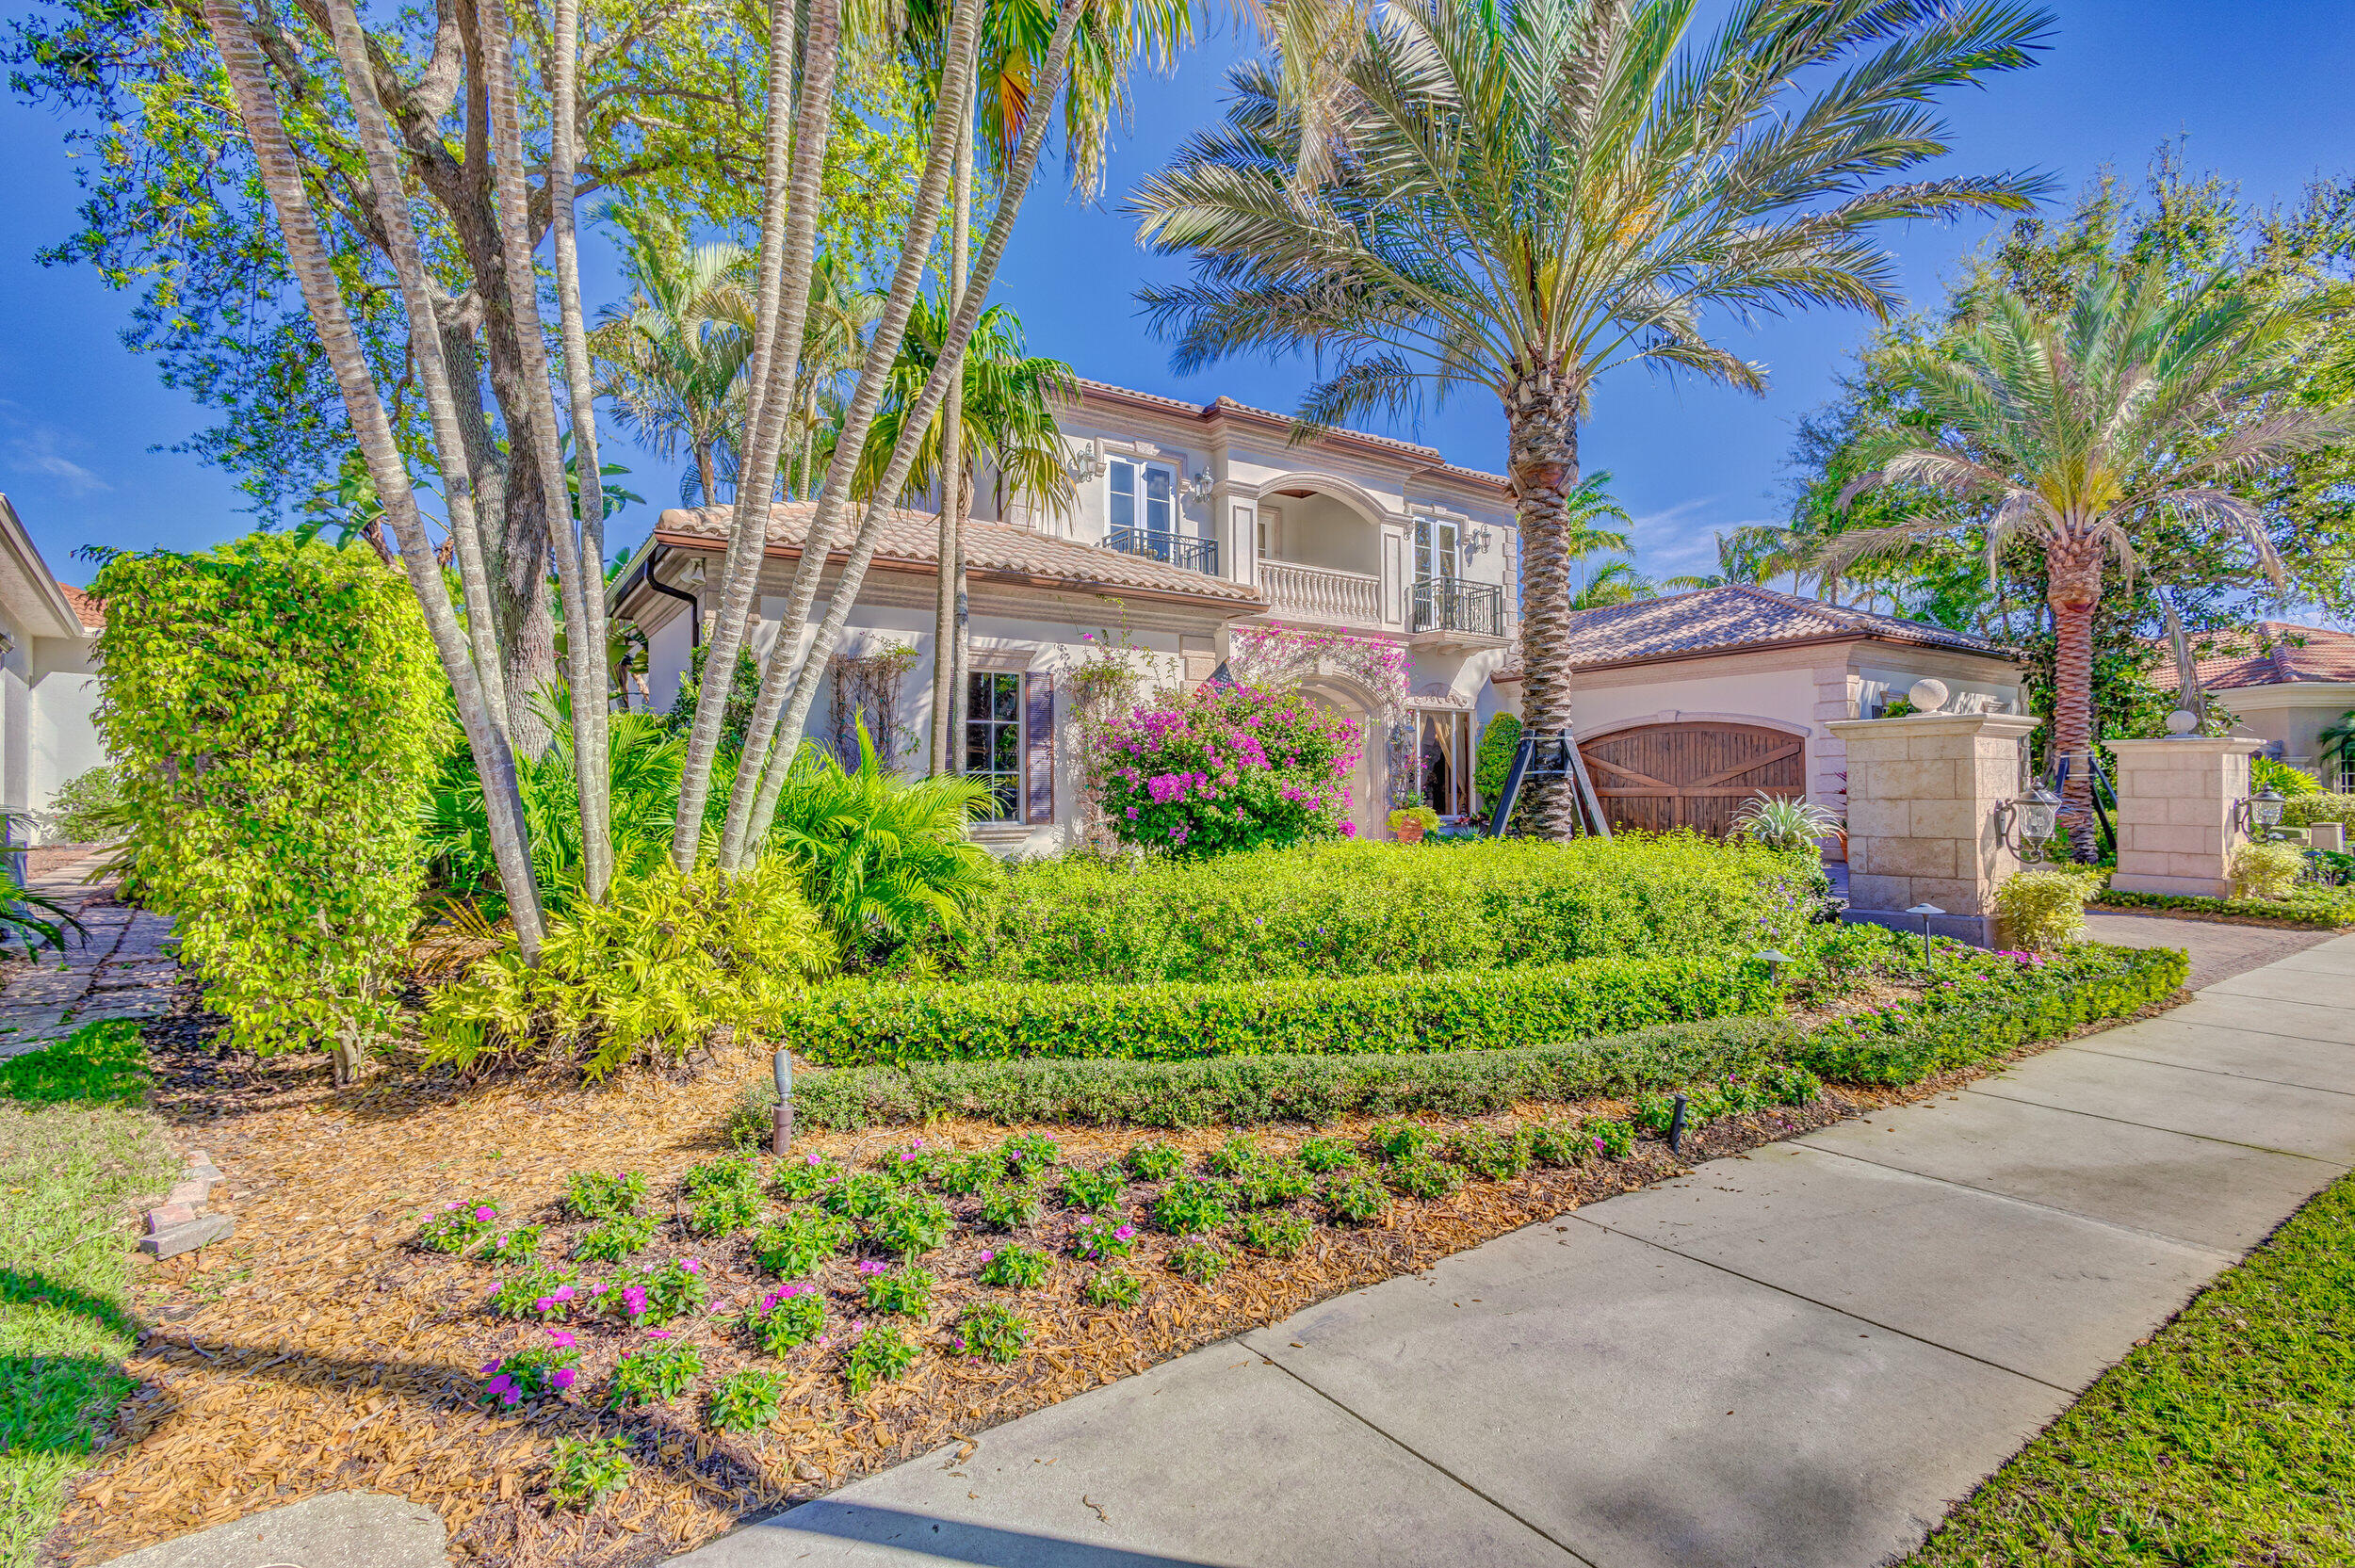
[{"x1": 1024, "y1": 671, "x2": 1055, "y2": 824}]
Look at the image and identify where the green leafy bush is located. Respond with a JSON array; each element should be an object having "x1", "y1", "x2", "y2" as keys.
[
  {"x1": 979, "y1": 1243, "x2": 1051, "y2": 1288},
  {"x1": 1150, "y1": 1179, "x2": 1230, "y2": 1237},
  {"x1": 1084, "y1": 1269, "x2": 1144, "y2": 1309},
  {"x1": 820, "y1": 1172, "x2": 893, "y2": 1219},
  {"x1": 1794, "y1": 946, "x2": 2186, "y2": 1087},
  {"x1": 1124, "y1": 1140, "x2": 1185, "y2": 1181},
  {"x1": 951, "y1": 1301, "x2": 1033, "y2": 1363},
  {"x1": 745, "y1": 1284, "x2": 826, "y2": 1354},
  {"x1": 1442, "y1": 1124, "x2": 1531, "y2": 1181},
  {"x1": 1206, "y1": 1135, "x2": 1265, "y2": 1176},
  {"x1": 746, "y1": 1016, "x2": 1796, "y2": 1132},
  {"x1": 1295, "y1": 1136, "x2": 1360, "y2": 1173},
  {"x1": 416, "y1": 1200, "x2": 501, "y2": 1254},
  {"x1": 607, "y1": 1344, "x2": 703, "y2": 1408},
  {"x1": 1389, "y1": 1152, "x2": 1462, "y2": 1198},
  {"x1": 782, "y1": 953, "x2": 1776, "y2": 1068},
  {"x1": 600, "y1": 1260, "x2": 709, "y2": 1326},
  {"x1": 1055, "y1": 1165, "x2": 1124, "y2": 1212},
  {"x1": 1167, "y1": 1237, "x2": 1236, "y2": 1284},
  {"x1": 1367, "y1": 1120, "x2": 1439, "y2": 1162},
  {"x1": 682, "y1": 1154, "x2": 761, "y2": 1200},
  {"x1": 548, "y1": 1434, "x2": 634, "y2": 1510},
  {"x1": 423, "y1": 857, "x2": 834, "y2": 1078},
  {"x1": 687, "y1": 1187, "x2": 763, "y2": 1238},
  {"x1": 2282, "y1": 793, "x2": 2355, "y2": 829},
  {"x1": 2251, "y1": 755, "x2": 2322, "y2": 796},
  {"x1": 773, "y1": 1154, "x2": 841, "y2": 1201},
  {"x1": 2092, "y1": 885, "x2": 2355, "y2": 926},
  {"x1": 1588, "y1": 1118, "x2": 1634, "y2": 1158},
  {"x1": 490, "y1": 1264, "x2": 576, "y2": 1319},
  {"x1": 0, "y1": 1021, "x2": 148, "y2": 1108},
  {"x1": 479, "y1": 1347, "x2": 579, "y2": 1407},
  {"x1": 1239, "y1": 1211, "x2": 1313, "y2": 1257},
  {"x1": 933, "y1": 1151, "x2": 999, "y2": 1195},
  {"x1": 576, "y1": 1216, "x2": 656, "y2": 1264},
  {"x1": 999, "y1": 1132, "x2": 1060, "y2": 1178},
  {"x1": 92, "y1": 535, "x2": 441, "y2": 1065},
  {"x1": 45, "y1": 764, "x2": 123, "y2": 844},
  {"x1": 2231, "y1": 839, "x2": 2308, "y2": 900},
  {"x1": 963, "y1": 836, "x2": 1817, "y2": 982},
  {"x1": 564, "y1": 1170, "x2": 649, "y2": 1221},
  {"x1": 1472, "y1": 713, "x2": 1521, "y2": 816},
  {"x1": 1992, "y1": 868, "x2": 2104, "y2": 951},
  {"x1": 1525, "y1": 1119, "x2": 1588, "y2": 1166},
  {"x1": 1232, "y1": 1157, "x2": 1313, "y2": 1206},
  {"x1": 1071, "y1": 1216, "x2": 1139, "y2": 1262},
  {"x1": 844, "y1": 1322, "x2": 920, "y2": 1394},
  {"x1": 977, "y1": 1185, "x2": 1040, "y2": 1231},
  {"x1": 862, "y1": 1263, "x2": 935, "y2": 1317},
  {"x1": 869, "y1": 1190, "x2": 952, "y2": 1256},
  {"x1": 706, "y1": 1369, "x2": 785, "y2": 1432},
  {"x1": 475, "y1": 1225, "x2": 544, "y2": 1267},
  {"x1": 1321, "y1": 1171, "x2": 1390, "y2": 1223}
]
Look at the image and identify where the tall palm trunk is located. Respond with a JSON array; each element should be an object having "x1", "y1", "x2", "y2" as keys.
[
  {"x1": 203, "y1": 0, "x2": 546, "y2": 962},
  {"x1": 2046, "y1": 534, "x2": 2104, "y2": 862},
  {"x1": 1505, "y1": 362, "x2": 1584, "y2": 841},
  {"x1": 731, "y1": 0, "x2": 1088, "y2": 860},
  {"x1": 548, "y1": 0, "x2": 612, "y2": 892},
  {"x1": 669, "y1": 0, "x2": 842, "y2": 869},
  {"x1": 930, "y1": 83, "x2": 977, "y2": 778},
  {"x1": 708, "y1": 0, "x2": 989, "y2": 867}
]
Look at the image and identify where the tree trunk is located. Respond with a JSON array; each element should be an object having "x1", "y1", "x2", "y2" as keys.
[
  {"x1": 736, "y1": 0, "x2": 1086, "y2": 856},
  {"x1": 1504, "y1": 364, "x2": 1584, "y2": 841},
  {"x1": 2046, "y1": 535, "x2": 2105, "y2": 862},
  {"x1": 698, "y1": 442, "x2": 720, "y2": 509},
  {"x1": 204, "y1": 0, "x2": 546, "y2": 961},
  {"x1": 709, "y1": 0, "x2": 987, "y2": 867},
  {"x1": 930, "y1": 79, "x2": 976, "y2": 778},
  {"x1": 670, "y1": 0, "x2": 839, "y2": 870}
]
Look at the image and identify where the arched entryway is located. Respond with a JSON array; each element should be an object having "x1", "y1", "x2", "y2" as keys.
[
  {"x1": 1578, "y1": 721, "x2": 1806, "y2": 836},
  {"x1": 1299, "y1": 680, "x2": 1384, "y2": 840}
]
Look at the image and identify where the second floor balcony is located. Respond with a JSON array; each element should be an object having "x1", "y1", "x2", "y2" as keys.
[
  {"x1": 1410, "y1": 575, "x2": 1508, "y2": 650},
  {"x1": 1107, "y1": 525, "x2": 1219, "y2": 577}
]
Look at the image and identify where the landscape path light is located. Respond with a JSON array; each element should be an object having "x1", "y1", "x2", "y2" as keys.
[
  {"x1": 1905, "y1": 902, "x2": 1946, "y2": 966},
  {"x1": 771, "y1": 1049, "x2": 794, "y2": 1155},
  {"x1": 1753, "y1": 948, "x2": 1793, "y2": 988}
]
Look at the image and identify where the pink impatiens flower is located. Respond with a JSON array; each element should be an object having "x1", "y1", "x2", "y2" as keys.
[
  {"x1": 680, "y1": 1259, "x2": 703, "y2": 1274},
  {"x1": 551, "y1": 1367, "x2": 577, "y2": 1390},
  {"x1": 645, "y1": 1329, "x2": 673, "y2": 1339},
  {"x1": 545, "y1": 1329, "x2": 577, "y2": 1349},
  {"x1": 473, "y1": 1205, "x2": 497, "y2": 1222}
]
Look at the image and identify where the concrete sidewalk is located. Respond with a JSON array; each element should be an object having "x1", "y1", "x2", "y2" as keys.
[{"x1": 670, "y1": 931, "x2": 2355, "y2": 1568}]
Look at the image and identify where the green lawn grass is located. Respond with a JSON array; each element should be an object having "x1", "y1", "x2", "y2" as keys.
[
  {"x1": 1907, "y1": 1170, "x2": 2355, "y2": 1567},
  {"x1": 0, "y1": 1026, "x2": 174, "y2": 1568}
]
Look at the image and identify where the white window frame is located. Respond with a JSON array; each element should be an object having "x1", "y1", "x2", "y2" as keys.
[
  {"x1": 1414, "y1": 513, "x2": 1462, "y2": 583},
  {"x1": 1108, "y1": 457, "x2": 1177, "y2": 540}
]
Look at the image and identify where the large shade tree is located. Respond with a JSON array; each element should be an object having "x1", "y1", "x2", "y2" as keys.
[
  {"x1": 1829, "y1": 259, "x2": 2355, "y2": 855},
  {"x1": 1131, "y1": 0, "x2": 2050, "y2": 836}
]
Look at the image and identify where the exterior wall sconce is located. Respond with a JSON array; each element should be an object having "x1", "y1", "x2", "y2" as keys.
[
  {"x1": 1994, "y1": 783, "x2": 2061, "y2": 855},
  {"x1": 1181, "y1": 470, "x2": 1216, "y2": 503},
  {"x1": 1065, "y1": 444, "x2": 1107, "y2": 483},
  {"x1": 2235, "y1": 785, "x2": 2286, "y2": 838}
]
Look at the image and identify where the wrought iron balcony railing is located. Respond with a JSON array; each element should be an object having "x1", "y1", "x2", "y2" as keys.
[
  {"x1": 1107, "y1": 525, "x2": 1219, "y2": 577},
  {"x1": 1411, "y1": 575, "x2": 1505, "y2": 638}
]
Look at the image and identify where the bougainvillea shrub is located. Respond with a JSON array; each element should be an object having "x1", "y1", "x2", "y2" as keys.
[{"x1": 1088, "y1": 682, "x2": 1360, "y2": 856}]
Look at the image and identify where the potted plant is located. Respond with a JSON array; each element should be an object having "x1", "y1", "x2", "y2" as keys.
[{"x1": 1388, "y1": 804, "x2": 1440, "y2": 845}]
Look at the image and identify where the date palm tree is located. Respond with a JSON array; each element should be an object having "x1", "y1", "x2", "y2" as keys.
[
  {"x1": 1133, "y1": 0, "x2": 2049, "y2": 837},
  {"x1": 1831, "y1": 259, "x2": 2355, "y2": 856}
]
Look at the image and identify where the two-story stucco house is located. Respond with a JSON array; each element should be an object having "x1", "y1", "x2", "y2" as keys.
[
  {"x1": 613, "y1": 380, "x2": 2028, "y2": 854},
  {"x1": 612, "y1": 380, "x2": 1522, "y2": 852}
]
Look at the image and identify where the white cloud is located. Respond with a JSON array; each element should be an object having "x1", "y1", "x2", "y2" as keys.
[{"x1": 0, "y1": 404, "x2": 109, "y2": 497}]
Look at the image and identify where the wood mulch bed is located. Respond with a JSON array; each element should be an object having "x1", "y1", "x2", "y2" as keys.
[{"x1": 51, "y1": 988, "x2": 2184, "y2": 1568}]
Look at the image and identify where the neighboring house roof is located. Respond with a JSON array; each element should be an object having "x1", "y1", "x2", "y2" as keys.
[
  {"x1": 1072, "y1": 380, "x2": 1515, "y2": 496},
  {"x1": 58, "y1": 583, "x2": 103, "y2": 629},
  {"x1": 649, "y1": 502, "x2": 1270, "y2": 610},
  {"x1": 1493, "y1": 585, "x2": 2009, "y2": 679},
  {"x1": 2150, "y1": 621, "x2": 2355, "y2": 692}
]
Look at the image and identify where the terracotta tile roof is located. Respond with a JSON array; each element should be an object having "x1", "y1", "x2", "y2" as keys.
[
  {"x1": 58, "y1": 583, "x2": 102, "y2": 629},
  {"x1": 1071, "y1": 380, "x2": 1514, "y2": 494},
  {"x1": 2150, "y1": 621, "x2": 2355, "y2": 691},
  {"x1": 1493, "y1": 585, "x2": 2007, "y2": 678},
  {"x1": 651, "y1": 502, "x2": 1269, "y2": 608}
]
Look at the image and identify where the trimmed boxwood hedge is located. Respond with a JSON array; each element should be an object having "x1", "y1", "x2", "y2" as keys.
[
  {"x1": 738, "y1": 1018, "x2": 1797, "y2": 1133},
  {"x1": 1791, "y1": 943, "x2": 2186, "y2": 1086},
  {"x1": 778, "y1": 953, "x2": 1778, "y2": 1068},
  {"x1": 2093, "y1": 887, "x2": 2355, "y2": 929}
]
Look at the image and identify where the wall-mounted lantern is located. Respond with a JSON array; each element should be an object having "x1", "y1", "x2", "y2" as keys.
[
  {"x1": 1994, "y1": 782, "x2": 2062, "y2": 855},
  {"x1": 2235, "y1": 785, "x2": 2286, "y2": 838}
]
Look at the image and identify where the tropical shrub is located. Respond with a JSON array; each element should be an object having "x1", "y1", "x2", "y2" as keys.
[
  {"x1": 2282, "y1": 794, "x2": 2355, "y2": 829},
  {"x1": 963, "y1": 836, "x2": 1818, "y2": 982},
  {"x1": 1088, "y1": 681, "x2": 1360, "y2": 856},
  {"x1": 421, "y1": 857, "x2": 832, "y2": 1078},
  {"x1": 1991, "y1": 868, "x2": 2103, "y2": 951},
  {"x1": 777, "y1": 952, "x2": 1775, "y2": 1067},
  {"x1": 1730, "y1": 794, "x2": 1842, "y2": 854},
  {"x1": 1472, "y1": 713, "x2": 1521, "y2": 815},
  {"x1": 45, "y1": 765, "x2": 123, "y2": 844},
  {"x1": 729, "y1": 1016, "x2": 1795, "y2": 1133},
  {"x1": 2231, "y1": 839, "x2": 2308, "y2": 900},
  {"x1": 2251, "y1": 755, "x2": 2322, "y2": 797},
  {"x1": 91, "y1": 535, "x2": 442, "y2": 1068},
  {"x1": 548, "y1": 1434, "x2": 634, "y2": 1510}
]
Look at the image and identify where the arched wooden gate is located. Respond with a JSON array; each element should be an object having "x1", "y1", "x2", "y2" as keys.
[{"x1": 1578, "y1": 721, "x2": 1807, "y2": 837}]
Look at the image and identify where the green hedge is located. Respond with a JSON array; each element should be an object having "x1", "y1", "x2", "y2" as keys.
[
  {"x1": 957, "y1": 836, "x2": 1821, "y2": 983},
  {"x1": 781, "y1": 952, "x2": 1778, "y2": 1067},
  {"x1": 736, "y1": 1017, "x2": 1797, "y2": 1133},
  {"x1": 1793, "y1": 944, "x2": 2186, "y2": 1086},
  {"x1": 2282, "y1": 794, "x2": 2355, "y2": 829},
  {"x1": 2093, "y1": 887, "x2": 2355, "y2": 928}
]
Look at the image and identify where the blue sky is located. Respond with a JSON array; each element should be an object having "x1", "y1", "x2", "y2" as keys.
[{"x1": 1, "y1": 1, "x2": 2350, "y2": 588}]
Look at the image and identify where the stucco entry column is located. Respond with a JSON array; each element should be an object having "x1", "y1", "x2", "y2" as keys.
[
  {"x1": 1827, "y1": 711, "x2": 2041, "y2": 946},
  {"x1": 2107, "y1": 736, "x2": 2262, "y2": 898}
]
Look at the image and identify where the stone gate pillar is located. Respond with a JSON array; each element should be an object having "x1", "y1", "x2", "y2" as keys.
[
  {"x1": 2107, "y1": 736, "x2": 2263, "y2": 898},
  {"x1": 1827, "y1": 711, "x2": 2042, "y2": 946}
]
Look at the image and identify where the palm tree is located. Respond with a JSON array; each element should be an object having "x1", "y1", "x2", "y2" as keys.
[
  {"x1": 858, "y1": 299, "x2": 1080, "y2": 517},
  {"x1": 1568, "y1": 558, "x2": 1655, "y2": 610},
  {"x1": 1132, "y1": 0, "x2": 2049, "y2": 837},
  {"x1": 1663, "y1": 529, "x2": 1781, "y2": 591},
  {"x1": 1830, "y1": 259, "x2": 2355, "y2": 856},
  {"x1": 592, "y1": 206, "x2": 757, "y2": 509}
]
